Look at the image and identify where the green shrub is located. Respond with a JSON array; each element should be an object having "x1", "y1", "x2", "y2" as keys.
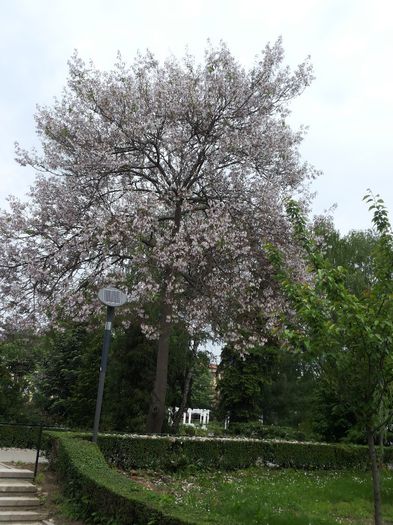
[
  {"x1": 45, "y1": 431, "x2": 199, "y2": 525},
  {"x1": 177, "y1": 425, "x2": 209, "y2": 437},
  {"x1": 206, "y1": 421, "x2": 225, "y2": 437},
  {"x1": 225, "y1": 422, "x2": 318, "y2": 442},
  {"x1": 176, "y1": 421, "x2": 226, "y2": 438}
]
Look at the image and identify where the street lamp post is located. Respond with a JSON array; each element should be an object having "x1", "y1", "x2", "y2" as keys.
[{"x1": 92, "y1": 286, "x2": 127, "y2": 443}]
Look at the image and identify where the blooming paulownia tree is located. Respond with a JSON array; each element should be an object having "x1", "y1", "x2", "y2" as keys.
[{"x1": 0, "y1": 40, "x2": 315, "y2": 432}]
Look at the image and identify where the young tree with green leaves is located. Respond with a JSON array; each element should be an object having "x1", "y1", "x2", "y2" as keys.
[
  {"x1": 267, "y1": 194, "x2": 393, "y2": 525},
  {"x1": 309, "y1": 223, "x2": 380, "y2": 442}
]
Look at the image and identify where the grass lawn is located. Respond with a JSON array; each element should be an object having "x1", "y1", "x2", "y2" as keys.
[{"x1": 128, "y1": 467, "x2": 393, "y2": 525}]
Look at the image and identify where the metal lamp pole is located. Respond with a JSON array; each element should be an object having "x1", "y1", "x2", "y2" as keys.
[{"x1": 92, "y1": 287, "x2": 127, "y2": 443}]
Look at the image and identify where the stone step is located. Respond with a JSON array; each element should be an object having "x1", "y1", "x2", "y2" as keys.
[
  {"x1": 0, "y1": 493, "x2": 39, "y2": 499},
  {"x1": 0, "y1": 470, "x2": 34, "y2": 480},
  {"x1": 0, "y1": 481, "x2": 36, "y2": 493},
  {"x1": 0, "y1": 496, "x2": 41, "y2": 507},
  {"x1": 0, "y1": 510, "x2": 47, "y2": 521}
]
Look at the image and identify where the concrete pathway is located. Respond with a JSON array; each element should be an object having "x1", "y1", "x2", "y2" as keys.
[{"x1": 0, "y1": 450, "x2": 47, "y2": 465}]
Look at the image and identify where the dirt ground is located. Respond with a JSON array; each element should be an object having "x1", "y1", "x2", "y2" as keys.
[{"x1": 7, "y1": 462, "x2": 85, "y2": 525}]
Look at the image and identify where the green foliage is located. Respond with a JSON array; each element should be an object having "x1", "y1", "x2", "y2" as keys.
[
  {"x1": 311, "y1": 381, "x2": 360, "y2": 443},
  {"x1": 314, "y1": 219, "x2": 377, "y2": 296},
  {"x1": 46, "y1": 431, "x2": 199, "y2": 525},
  {"x1": 0, "y1": 332, "x2": 41, "y2": 423},
  {"x1": 309, "y1": 222, "x2": 389, "y2": 442},
  {"x1": 165, "y1": 328, "x2": 193, "y2": 411},
  {"x1": 217, "y1": 344, "x2": 315, "y2": 429},
  {"x1": 267, "y1": 195, "x2": 393, "y2": 441},
  {"x1": 0, "y1": 424, "x2": 42, "y2": 448},
  {"x1": 267, "y1": 195, "x2": 393, "y2": 525},
  {"x1": 190, "y1": 352, "x2": 215, "y2": 409},
  {"x1": 206, "y1": 421, "x2": 225, "y2": 437},
  {"x1": 102, "y1": 323, "x2": 156, "y2": 433},
  {"x1": 96, "y1": 433, "x2": 392, "y2": 472},
  {"x1": 35, "y1": 324, "x2": 101, "y2": 428},
  {"x1": 104, "y1": 322, "x2": 206, "y2": 433},
  {"x1": 225, "y1": 422, "x2": 317, "y2": 442},
  {"x1": 177, "y1": 425, "x2": 209, "y2": 437},
  {"x1": 217, "y1": 345, "x2": 274, "y2": 423},
  {"x1": 260, "y1": 351, "x2": 316, "y2": 428},
  {"x1": 32, "y1": 319, "x2": 196, "y2": 432}
]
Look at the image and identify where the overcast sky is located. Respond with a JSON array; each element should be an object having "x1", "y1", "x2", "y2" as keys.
[{"x1": 1, "y1": 0, "x2": 392, "y2": 233}]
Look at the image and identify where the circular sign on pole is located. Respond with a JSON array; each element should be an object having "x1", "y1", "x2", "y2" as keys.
[{"x1": 98, "y1": 286, "x2": 128, "y2": 307}]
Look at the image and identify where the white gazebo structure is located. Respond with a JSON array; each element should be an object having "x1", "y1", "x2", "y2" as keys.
[
  {"x1": 182, "y1": 408, "x2": 210, "y2": 427},
  {"x1": 169, "y1": 407, "x2": 210, "y2": 428}
]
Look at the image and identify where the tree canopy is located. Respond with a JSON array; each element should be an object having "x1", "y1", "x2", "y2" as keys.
[{"x1": 0, "y1": 40, "x2": 315, "y2": 431}]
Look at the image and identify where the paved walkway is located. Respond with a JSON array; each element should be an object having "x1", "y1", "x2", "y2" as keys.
[{"x1": 0, "y1": 448, "x2": 48, "y2": 464}]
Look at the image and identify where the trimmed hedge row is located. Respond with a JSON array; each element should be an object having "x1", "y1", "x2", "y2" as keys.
[
  {"x1": 97, "y1": 433, "x2": 393, "y2": 471},
  {"x1": 46, "y1": 432, "x2": 200, "y2": 525},
  {"x1": 1, "y1": 425, "x2": 391, "y2": 472},
  {"x1": 7, "y1": 429, "x2": 393, "y2": 525}
]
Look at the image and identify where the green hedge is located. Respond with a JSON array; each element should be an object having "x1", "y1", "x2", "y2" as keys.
[
  {"x1": 0, "y1": 425, "x2": 42, "y2": 449},
  {"x1": 45, "y1": 432, "x2": 200, "y2": 525},
  {"x1": 1, "y1": 425, "x2": 391, "y2": 472},
  {"x1": 97, "y1": 433, "x2": 393, "y2": 471}
]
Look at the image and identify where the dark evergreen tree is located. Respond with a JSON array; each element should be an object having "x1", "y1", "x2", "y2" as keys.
[
  {"x1": 0, "y1": 333, "x2": 41, "y2": 423},
  {"x1": 34, "y1": 318, "x2": 197, "y2": 432},
  {"x1": 102, "y1": 324, "x2": 156, "y2": 432},
  {"x1": 34, "y1": 324, "x2": 101, "y2": 427},
  {"x1": 217, "y1": 345, "x2": 275, "y2": 423},
  {"x1": 260, "y1": 351, "x2": 315, "y2": 428},
  {"x1": 217, "y1": 343, "x2": 315, "y2": 428},
  {"x1": 190, "y1": 352, "x2": 215, "y2": 410}
]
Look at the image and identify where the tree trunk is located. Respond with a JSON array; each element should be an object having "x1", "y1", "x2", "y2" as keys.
[
  {"x1": 146, "y1": 201, "x2": 183, "y2": 434},
  {"x1": 171, "y1": 339, "x2": 200, "y2": 433},
  {"x1": 379, "y1": 429, "x2": 385, "y2": 465},
  {"x1": 146, "y1": 301, "x2": 173, "y2": 433},
  {"x1": 367, "y1": 427, "x2": 383, "y2": 525},
  {"x1": 172, "y1": 368, "x2": 193, "y2": 433}
]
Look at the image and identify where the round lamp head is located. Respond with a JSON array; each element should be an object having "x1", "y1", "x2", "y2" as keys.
[{"x1": 98, "y1": 287, "x2": 128, "y2": 307}]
